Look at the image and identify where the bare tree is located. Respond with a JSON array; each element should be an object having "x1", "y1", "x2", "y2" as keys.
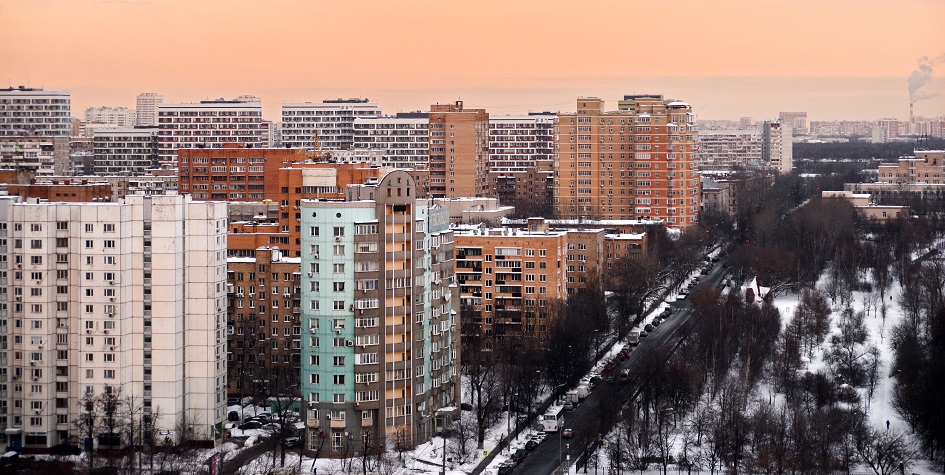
[
  {"x1": 75, "y1": 390, "x2": 99, "y2": 473},
  {"x1": 854, "y1": 426, "x2": 918, "y2": 475}
]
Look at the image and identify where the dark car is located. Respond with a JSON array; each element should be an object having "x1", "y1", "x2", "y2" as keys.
[
  {"x1": 644, "y1": 323, "x2": 655, "y2": 332},
  {"x1": 228, "y1": 411, "x2": 239, "y2": 422},
  {"x1": 617, "y1": 352, "x2": 626, "y2": 361},
  {"x1": 497, "y1": 462, "x2": 515, "y2": 475},
  {"x1": 589, "y1": 375, "x2": 601, "y2": 386},
  {"x1": 652, "y1": 318, "x2": 662, "y2": 327},
  {"x1": 661, "y1": 308, "x2": 672, "y2": 317},
  {"x1": 562, "y1": 428, "x2": 574, "y2": 438},
  {"x1": 639, "y1": 330, "x2": 649, "y2": 338},
  {"x1": 524, "y1": 439, "x2": 539, "y2": 451},
  {"x1": 511, "y1": 448, "x2": 527, "y2": 464},
  {"x1": 602, "y1": 362, "x2": 617, "y2": 372},
  {"x1": 239, "y1": 421, "x2": 262, "y2": 430}
]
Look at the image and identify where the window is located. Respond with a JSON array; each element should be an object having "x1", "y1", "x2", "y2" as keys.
[
  {"x1": 332, "y1": 282, "x2": 345, "y2": 292},
  {"x1": 103, "y1": 224, "x2": 115, "y2": 233},
  {"x1": 333, "y1": 375, "x2": 345, "y2": 385},
  {"x1": 333, "y1": 393, "x2": 346, "y2": 403},
  {"x1": 85, "y1": 224, "x2": 93, "y2": 232},
  {"x1": 30, "y1": 256, "x2": 42, "y2": 265},
  {"x1": 30, "y1": 240, "x2": 42, "y2": 249},
  {"x1": 332, "y1": 356, "x2": 345, "y2": 366},
  {"x1": 333, "y1": 301, "x2": 345, "y2": 310},
  {"x1": 104, "y1": 370, "x2": 115, "y2": 379},
  {"x1": 333, "y1": 245, "x2": 344, "y2": 256},
  {"x1": 103, "y1": 240, "x2": 115, "y2": 249},
  {"x1": 332, "y1": 226, "x2": 345, "y2": 237},
  {"x1": 332, "y1": 264, "x2": 345, "y2": 274}
]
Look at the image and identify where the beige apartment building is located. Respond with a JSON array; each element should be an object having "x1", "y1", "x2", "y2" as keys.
[
  {"x1": 428, "y1": 101, "x2": 489, "y2": 199},
  {"x1": 554, "y1": 96, "x2": 700, "y2": 228}
]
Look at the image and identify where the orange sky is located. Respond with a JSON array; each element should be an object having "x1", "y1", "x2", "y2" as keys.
[{"x1": 2, "y1": 0, "x2": 944, "y2": 120}]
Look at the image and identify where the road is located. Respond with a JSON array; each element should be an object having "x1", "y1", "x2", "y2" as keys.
[{"x1": 511, "y1": 260, "x2": 729, "y2": 475}]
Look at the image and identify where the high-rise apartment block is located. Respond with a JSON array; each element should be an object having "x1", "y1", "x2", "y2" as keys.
[
  {"x1": 282, "y1": 99, "x2": 382, "y2": 151},
  {"x1": 299, "y1": 169, "x2": 459, "y2": 451},
  {"x1": 0, "y1": 194, "x2": 227, "y2": 451},
  {"x1": 761, "y1": 121, "x2": 793, "y2": 174},
  {"x1": 0, "y1": 87, "x2": 71, "y2": 137},
  {"x1": 84, "y1": 107, "x2": 136, "y2": 128},
  {"x1": 778, "y1": 112, "x2": 808, "y2": 135},
  {"x1": 487, "y1": 114, "x2": 556, "y2": 206},
  {"x1": 353, "y1": 113, "x2": 430, "y2": 169},
  {"x1": 554, "y1": 96, "x2": 700, "y2": 227},
  {"x1": 697, "y1": 129, "x2": 762, "y2": 168},
  {"x1": 136, "y1": 93, "x2": 163, "y2": 127},
  {"x1": 428, "y1": 101, "x2": 490, "y2": 199},
  {"x1": 157, "y1": 99, "x2": 265, "y2": 165},
  {"x1": 92, "y1": 127, "x2": 159, "y2": 175}
]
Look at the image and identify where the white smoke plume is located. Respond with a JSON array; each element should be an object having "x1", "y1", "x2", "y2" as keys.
[{"x1": 909, "y1": 54, "x2": 945, "y2": 103}]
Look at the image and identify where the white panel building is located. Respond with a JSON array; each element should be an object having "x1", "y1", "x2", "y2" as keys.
[
  {"x1": 282, "y1": 99, "x2": 382, "y2": 150},
  {"x1": 84, "y1": 107, "x2": 137, "y2": 128},
  {"x1": 157, "y1": 99, "x2": 264, "y2": 166},
  {"x1": 136, "y1": 93, "x2": 163, "y2": 127},
  {"x1": 488, "y1": 114, "x2": 556, "y2": 173},
  {"x1": 353, "y1": 113, "x2": 429, "y2": 169},
  {"x1": 0, "y1": 194, "x2": 227, "y2": 450},
  {"x1": 762, "y1": 121, "x2": 793, "y2": 174},
  {"x1": 0, "y1": 87, "x2": 71, "y2": 137}
]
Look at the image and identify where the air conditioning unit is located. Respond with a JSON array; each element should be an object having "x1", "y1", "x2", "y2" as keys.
[
  {"x1": 109, "y1": 281, "x2": 115, "y2": 285},
  {"x1": 309, "y1": 327, "x2": 317, "y2": 333},
  {"x1": 36, "y1": 280, "x2": 42, "y2": 285},
  {"x1": 34, "y1": 409, "x2": 41, "y2": 414},
  {"x1": 349, "y1": 304, "x2": 354, "y2": 312},
  {"x1": 346, "y1": 340, "x2": 354, "y2": 347},
  {"x1": 38, "y1": 345, "x2": 43, "y2": 350},
  {"x1": 249, "y1": 292, "x2": 255, "y2": 297},
  {"x1": 284, "y1": 293, "x2": 291, "y2": 298},
  {"x1": 334, "y1": 236, "x2": 342, "y2": 242},
  {"x1": 29, "y1": 361, "x2": 36, "y2": 366},
  {"x1": 103, "y1": 330, "x2": 109, "y2": 334},
  {"x1": 12, "y1": 376, "x2": 19, "y2": 381},
  {"x1": 237, "y1": 292, "x2": 244, "y2": 297},
  {"x1": 313, "y1": 254, "x2": 319, "y2": 259},
  {"x1": 32, "y1": 377, "x2": 39, "y2": 382},
  {"x1": 109, "y1": 297, "x2": 115, "y2": 302},
  {"x1": 15, "y1": 296, "x2": 20, "y2": 301},
  {"x1": 307, "y1": 272, "x2": 314, "y2": 278},
  {"x1": 335, "y1": 329, "x2": 342, "y2": 335},
  {"x1": 110, "y1": 346, "x2": 117, "y2": 351},
  {"x1": 86, "y1": 329, "x2": 93, "y2": 334},
  {"x1": 107, "y1": 313, "x2": 114, "y2": 318}
]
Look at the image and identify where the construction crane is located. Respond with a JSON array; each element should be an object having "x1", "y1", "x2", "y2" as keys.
[{"x1": 296, "y1": 131, "x2": 331, "y2": 162}]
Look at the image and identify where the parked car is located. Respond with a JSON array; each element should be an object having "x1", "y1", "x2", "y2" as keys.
[
  {"x1": 511, "y1": 448, "x2": 527, "y2": 464},
  {"x1": 239, "y1": 421, "x2": 262, "y2": 430},
  {"x1": 639, "y1": 330, "x2": 649, "y2": 338},
  {"x1": 652, "y1": 318, "x2": 662, "y2": 327},
  {"x1": 677, "y1": 291, "x2": 688, "y2": 300},
  {"x1": 562, "y1": 428, "x2": 574, "y2": 438},
  {"x1": 525, "y1": 439, "x2": 539, "y2": 451},
  {"x1": 228, "y1": 411, "x2": 240, "y2": 422},
  {"x1": 497, "y1": 462, "x2": 515, "y2": 475},
  {"x1": 589, "y1": 375, "x2": 602, "y2": 386},
  {"x1": 644, "y1": 323, "x2": 655, "y2": 332},
  {"x1": 563, "y1": 402, "x2": 574, "y2": 411}
]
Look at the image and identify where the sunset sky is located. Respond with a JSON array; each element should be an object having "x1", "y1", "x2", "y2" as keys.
[{"x1": 2, "y1": 0, "x2": 944, "y2": 121}]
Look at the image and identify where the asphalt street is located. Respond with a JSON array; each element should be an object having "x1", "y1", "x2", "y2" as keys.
[{"x1": 510, "y1": 259, "x2": 729, "y2": 475}]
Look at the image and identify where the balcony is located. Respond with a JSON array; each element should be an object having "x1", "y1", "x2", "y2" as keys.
[
  {"x1": 307, "y1": 418, "x2": 320, "y2": 428},
  {"x1": 330, "y1": 419, "x2": 346, "y2": 429}
]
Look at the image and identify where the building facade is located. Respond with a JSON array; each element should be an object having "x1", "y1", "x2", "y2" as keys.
[
  {"x1": 299, "y1": 169, "x2": 459, "y2": 452},
  {"x1": 226, "y1": 247, "x2": 302, "y2": 400},
  {"x1": 428, "y1": 101, "x2": 490, "y2": 199},
  {"x1": 84, "y1": 107, "x2": 136, "y2": 128},
  {"x1": 0, "y1": 136, "x2": 71, "y2": 176},
  {"x1": 177, "y1": 144, "x2": 299, "y2": 202},
  {"x1": 554, "y1": 96, "x2": 700, "y2": 228},
  {"x1": 0, "y1": 194, "x2": 227, "y2": 451},
  {"x1": 761, "y1": 121, "x2": 793, "y2": 174},
  {"x1": 778, "y1": 112, "x2": 809, "y2": 135},
  {"x1": 136, "y1": 93, "x2": 163, "y2": 127},
  {"x1": 353, "y1": 113, "x2": 430, "y2": 169},
  {"x1": 0, "y1": 87, "x2": 71, "y2": 137},
  {"x1": 157, "y1": 99, "x2": 265, "y2": 165},
  {"x1": 92, "y1": 127, "x2": 159, "y2": 175},
  {"x1": 282, "y1": 99, "x2": 382, "y2": 151},
  {"x1": 697, "y1": 129, "x2": 762, "y2": 167}
]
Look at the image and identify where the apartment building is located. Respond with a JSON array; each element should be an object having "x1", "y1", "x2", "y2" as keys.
[
  {"x1": 299, "y1": 169, "x2": 459, "y2": 452},
  {"x1": 761, "y1": 121, "x2": 793, "y2": 174},
  {"x1": 778, "y1": 112, "x2": 809, "y2": 135},
  {"x1": 453, "y1": 217, "x2": 610, "y2": 344},
  {"x1": 5, "y1": 180, "x2": 111, "y2": 203},
  {"x1": 487, "y1": 114, "x2": 556, "y2": 207},
  {"x1": 0, "y1": 136, "x2": 71, "y2": 176},
  {"x1": 352, "y1": 113, "x2": 430, "y2": 169},
  {"x1": 226, "y1": 247, "x2": 302, "y2": 399},
  {"x1": 157, "y1": 99, "x2": 265, "y2": 165},
  {"x1": 0, "y1": 87, "x2": 71, "y2": 137},
  {"x1": 136, "y1": 93, "x2": 163, "y2": 127},
  {"x1": 92, "y1": 127, "x2": 159, "y2": 175},
  {"x1": 84, "y1": 107, "x2": 136, "y2": 128},
  {"x1": 697, "y1": 129, "x2": 762, "y2": 167},
  {"x1": 282, "y1": 99, "x2": 382, "y2": 150},
  {"x1": 0, "y1": 194, "x2": 227, "y2": 451},
  {"x1": 428, "y1": 101, "x2": 490, "y2": 199},
  {"x1": 554, "y1": 96, "x2": 700, "y2": 227},
  {"x1": 177, "y1": 144, "x2": 299, "y2": 202}
]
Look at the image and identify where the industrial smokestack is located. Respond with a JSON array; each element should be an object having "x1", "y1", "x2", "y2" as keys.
[{"x1": 910, "y1": 102, "x2": 914, "y2": 125}]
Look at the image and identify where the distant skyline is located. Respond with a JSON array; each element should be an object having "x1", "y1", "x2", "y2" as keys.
[{"x1": 2, "y1": 0, "x2": 944, "y2": 122}]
